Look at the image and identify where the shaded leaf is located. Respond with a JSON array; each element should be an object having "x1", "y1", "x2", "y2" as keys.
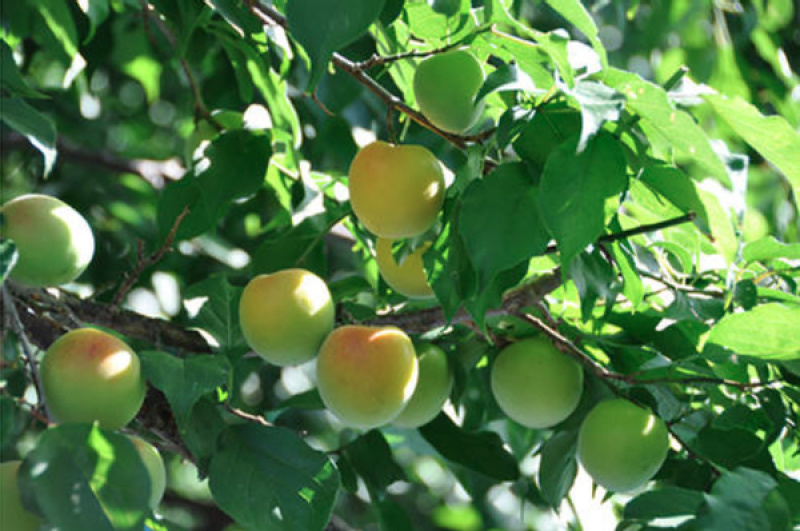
[
  {"x1": 543, "y1": 0, "x2": 607, "y2": 67},
  {"x1": 419, "y1": 413, "x2": 520, "y2": 481},
  {"x1": 140, "y1": 351, "x2": 231, "y2": 424},
  {"x1": 287, "y1": 0, "x2": 386, "y2": 90},
  {"x1": 341, "y1": 431, "x2": 405, "y2": 495},
  {"x1": 0, "y1": 239, "x2": 18, "y2": 286},
  {"x1": 538, "y1": 430, "x2": 578, "y2": 507},
  {"x1": 624, "y1": 486, "x2": 705, "y2": 520},
  {"x1": 18, "y1": 424, "x2": 150, "y2": 531},
  {"x1": 209, "y1": 424, "x2": 340, "y2": 531},
  {"x1": 639, "y1": 164, "x2": 710, "y2": 235},
  {"x1": 569, "y1": 80, "x2": 623, "y2": 151},
  {"x1": 475, "y1": 63, "x2": 539, "y2": 103},
  {"x1": 538, "y1": 133, "x2": 627, "y2": 270},
  {"x1": 0, "y1": 97, "x2": 57, "y2": 175},
  {"x1": 183, "y1": 274, "x2": 246, "y2": 353}
]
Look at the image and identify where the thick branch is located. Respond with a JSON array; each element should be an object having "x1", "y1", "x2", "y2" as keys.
[
  {"x1": 1, "y1": 133, "x2": 184, "y2": 189},
  {"x1": 7, "y1": 282, "x2": 212, "y2": 354}
]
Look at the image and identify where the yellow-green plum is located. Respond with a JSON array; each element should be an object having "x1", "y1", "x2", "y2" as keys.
[
  {"x1": 348, "y1": 141, "x2": 445, "y2": 239},
  {"x1": 490, "y1": 336, "x2": 583, "y2": 428},
  {"x1": 316, "y1": 325, "x2": 418, "y2": 430},
  {"x1": 1, "y1": 461, "x2": 43, "y2": 531},
  {"x1": 40, "y1": 328, "x2": 146, "y2": 430},
  {"x1": 413, "y1": 50, "x2": 485, "y2": 134},
  {"x1": 393, "y1": 343, "x2": 453, "y2": 428},
  {"x1": 128, "y1": 436, "x2": 167, "y2": 510},
  {"x1": 239, "y1": 268, "x2": 335, "y2": 366},
  {"x1": 1, "y1": 194, "x2": 94, "y2": 287},
  {"x1": 577, "y1": 398, "x2": 670, "y2": 493},
  {"x1": 375, "y1": 238, "x2": 434, "y2": 299}
]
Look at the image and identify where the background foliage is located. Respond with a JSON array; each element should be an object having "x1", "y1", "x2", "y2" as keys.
[{"x1": 2, "y1": 0, "x2": 800, "y2": 530}]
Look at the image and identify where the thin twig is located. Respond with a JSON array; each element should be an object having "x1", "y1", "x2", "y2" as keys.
[
  {"x1": 225, "y1": 402, "x2": 273, "y2": 427},
  {"x1": 113, "y1": 207, "x2": 190, "y2": 307},
  {"x1": 2, "y1": 285, "x2": 47, "y2": 416},
  {"x1": 518, "y1": 311, "x2": 776, "y2": 391},
  {"x1": 246, "y1": 1, "x2": 493, "y2": 149}
]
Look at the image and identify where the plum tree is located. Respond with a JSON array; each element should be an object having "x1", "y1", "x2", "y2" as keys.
[
  {"x1": 239, "y1": 268, "x2": 335, "y2": 366},
  {"x1": 375, "y1": 238, "x2": 434, "y2": 299},
  {"x1": 1, "y1": 194, "x2": 94, "y2": 287},
  {"x1": 348, "y1": 141, "x2": 445, "y2": 239},
  {"x1": 128, "y1": 435, "x2": 167, "y2": 510},
  {"x1": 393, "y1": 343, "x2": 453, "y2": 428},
  {"x1": 490, "y1": 336, "x2": 583, "y2": 428},
  {"x1": 413, "y1": 50, "x2": 485, "y2": 134},
  {"x1": 577, "y1": 398, "x2": 670, "y2": 492},
  {"x1": 0, "y1": 461, "x2": 43, "y2": 531},
  {"x1": 316, "y1": 325, "x2": 418, "y2": 430},
  {"x1": 40, "y1": 328, "x2": 146, "y2": 430}
]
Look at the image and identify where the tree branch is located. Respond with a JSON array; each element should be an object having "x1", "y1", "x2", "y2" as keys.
[
  {"x1": 245, "y1": 1, "x2": 493, "y2": 149},
  {"x1": 1, "y1": 133, "x2": 184, "y2": 189}
]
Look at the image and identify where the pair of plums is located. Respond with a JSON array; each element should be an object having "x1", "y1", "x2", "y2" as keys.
[{"x1": 239, "y1": 268, "x2": 452, "y2": 430}]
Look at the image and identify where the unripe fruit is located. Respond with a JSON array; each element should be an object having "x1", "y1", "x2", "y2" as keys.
[
  {"x1": 413, "y1": 50, "x2": 485, "y2": 134},
  {"x1": 490, "y1": 337, "x2": 583, "y2": 428},
  {"x1": 348, "y1": 141, "x2": 445, "y2": 239},
  {"x1": 41, "y1": 328, "x2": 146, "y2": 430},
  {"x1": 393, "y1": 343, "x2": 453, "y2": 428},
  {"x1": 316, "y1": 325, "x2": 418, "y2": 430},
  {"x1": 239, "y1": 269, "x2": 335, "y2": 366},
  {"x1": 375, "y1": 238, "x2": 434, "y2": 299},
  {"x1": 577, "y1": 398, "x2": 670, "y2": 492},
  {"x1": 1, "y1": 461, "x2": 43, "y2": 531},
  {"x1": 128, "y1": 436, "x2": 167, "y2": 510},
  {"x1": 1, "y1": 194, "x2": 94, "y2": 287}
]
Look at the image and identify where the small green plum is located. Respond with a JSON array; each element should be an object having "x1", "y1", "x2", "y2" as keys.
[
  {"x1": 577, "y1": 398, "x2": 670, "y2": 493},
  {"x1": 239, "y1": 268, "x2": 335, "y2": 366},
  {"x1": 41, "y1": 328, "x2": 146, "y2": 430},
  {"x1": 375, "y1": 238, "x2": 434, "y2": 299},
  {"x1": 491, "y1": 336, "x2": 583, "y2": 428},
  {"x1": 393, "y1": 343, "x2": 453, "y2": 428},
  {"x1": 1, "y1": 194, "x2": 94, "y2": 287},
  {"x1": 128, "y1": 435, "x2": 167, "y2": 510}
]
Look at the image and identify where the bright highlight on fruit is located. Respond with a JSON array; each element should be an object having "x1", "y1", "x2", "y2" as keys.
[
  {"x1": 1, "y1": 193, "x2": 95, "y2": 287},
  {"x1": 375, "y1": 238, "x2": 434, "y2": 299},
  {"x1": 577, "y1": 398, "x2": 670, "y2": 493},
  {"x1": 316, "y1": 325, "x2": 418, "y2": 430},
  {"x1": 0, "y1": 461, "x2": 43, "y2": 531},
  {"x1": 41, "y1": 328, "x2": 146, "y2": 430},
  {"x1": 413, "y1": 50, "x2": 486, "y2": 134},
  {"x1": 393, "y1": 343, "x2": 453, "y2": 428},
  {"x1": 348, "y1": 141, "x2": 445, "y2": 239},
  {"x1": 239, "y1": 268, "x2": 335, "y2": 366},
  {"x1": 491, "y1": 336, "x2": 583, "y2": 428}
]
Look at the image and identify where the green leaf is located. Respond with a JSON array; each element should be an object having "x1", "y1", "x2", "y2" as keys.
[
  {"x1": 568, "y1": 80, "x2": 624, "y2": 151},
  {"x1": 140, "y1": 351, "x2": 231, "y2": 424},
  {"x1": 543, "y1": 0, "x2": 607, "y2": 67},
  {"x1": 458, "y1": 163, "x2": 550, "y2": 286},
  {"x1": 287, "y1": 0, "x2": 386, "y2": 90},
  {"x1": 570, "y1": 248, "x2": 616, "y2": 321},
  {"x1": 604, "y1": 68, "x2": 729, "y2": 182},
  {"x1": 531, "y1": 30, "x2": 573, "y2": 87},
  {"x1": 183, "y1": 274, "x2": 246, "y2": 353},
  {"x1": 0, "y1": 97, "x2": 57, "y2": 175},
  {"x1": 706, "y1": 304, "x2": 800, "y2": 360},
  {"x1": 639, "y1": 164, "x2": 711, "y2": 235},
  {"x1": 512, "y1": 101, "x2": 581, "y2": 169},
  {"x1": 341, "y1": 430, "x2": 405, "y2": 495},
  {"x1": 610, "y1": 238, "x2": 644, "y2": 309},
  {"x1": 704, "y1": 94, "x2": 800, "y2": 199},
  {"x1": 424, "y1": 218, "x2": 477, "y2": 321},
  {"x1": 538, "y1": 430, "x2": 578, "y2": 508},
  {"x1": 474, "y1": 63, "x2": 539, "y2": 103},
  {"x1": 0, "y1": 41, "x2": 43, "y2": 98},
  {"x1": 209, "y1": 424, "x2": 340, "y2": 531},
  {"x1": 419, "y1": 413, "x2": 520, "y2": 481},
  {"x1": 742, "y1": 237, "x2": 800, "y2": 263},
  {"x1": 0, "y1": 239, "x2": 19, "y2": 286},
  {"x1": 538, "y1": 133, "x2": 627, "y2": 270},
  {"x1": 17, "y1": 424, "x2": 151, "y2": 531},
  {"x1": 694, "y1": 467, "x2": 778, "y2": 531},
  {"x1": 75, "y1": 0, "x2": 110, "y2": 42},
  {"x1": 38, "y1": 0, "x2": 81, "y2": 60},
  {"x1": 207, "y1": 0, "x2": 262, "y2": 35},
  {"x1": 623, "y1": 486, "x2": 705, "y2": 520},
  {"x1": 158, "y1": 129, "x2": 272, "y2": 240}
]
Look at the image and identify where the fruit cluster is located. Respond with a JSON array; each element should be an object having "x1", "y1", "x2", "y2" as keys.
[{"x1": 1, "y1": 194, "x2": 165, "y2": 528}]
